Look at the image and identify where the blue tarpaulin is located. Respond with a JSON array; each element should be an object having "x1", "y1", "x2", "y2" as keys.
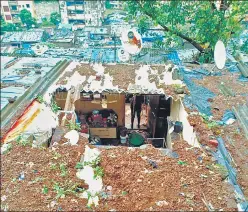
[
  {"x1": 213, "y1": 137, "x2": 248, "y2": 210},
  {"x1": 219, "y1": 110, "x2": 236, "y2": 125},
  {"x1": 165, "y1": 51, "x2": 215, "y2": 116}
]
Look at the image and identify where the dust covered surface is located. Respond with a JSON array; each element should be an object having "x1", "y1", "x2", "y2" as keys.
[
  {"x1": 1, "y1": 136, "x2": 236, "y2": 211},
  {"x1": 104, "y1": 64, "x2": 138, "y2": 89}
]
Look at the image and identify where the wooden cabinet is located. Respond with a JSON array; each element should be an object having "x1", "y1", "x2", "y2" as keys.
[{"x1": 89, "y1": 127, "x2": 116, "y2": 138}]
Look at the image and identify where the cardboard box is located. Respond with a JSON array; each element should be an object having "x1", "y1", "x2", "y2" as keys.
[{"x1": 90, "y1": 127, "x2": 116, "y2": 138}]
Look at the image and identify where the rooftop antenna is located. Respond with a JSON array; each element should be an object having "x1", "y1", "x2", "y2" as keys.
[{"x1": 212, "y1": 40, "x2": 226, "y2": 71}]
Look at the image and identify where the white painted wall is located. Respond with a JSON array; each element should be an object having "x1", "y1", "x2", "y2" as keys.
[{"x1": 170, "y1": 99, "x2": 200, "y2": 148}]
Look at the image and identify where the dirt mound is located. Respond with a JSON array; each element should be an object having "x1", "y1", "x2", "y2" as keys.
[{"x1": 1, "y1": 137, "x2": 235, "y2": 211}]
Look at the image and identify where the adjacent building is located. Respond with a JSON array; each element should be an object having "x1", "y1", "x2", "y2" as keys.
[
  {"x1": 1, "y1": 29, "x2": 49, "y2": 48},
  {"x1": 1, "y1": 0, "x2": 36, "y2": 24},
  {"x1": 108, "y1": 0, "x2": 124, "y2": 10},
  {"x1": 34, "y1": 0, "x2": 60, "y2": 23},
  {"x1": 59, "y1": 0, "x2": 105, "y2": 29}
]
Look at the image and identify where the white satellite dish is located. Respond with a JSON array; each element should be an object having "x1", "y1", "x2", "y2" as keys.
[
  {"x1": 118, "y1": 48, "x2": 130, "y2": 62},
  {"x1": 31, "y1": 44, "x2": 48, "y2": 55},
  {"x1": 214, "y1": 40, "x2": 226, "y2": 70},
  {"x1": 121, "y1": 29, "x2": 142, "y2": 55}
]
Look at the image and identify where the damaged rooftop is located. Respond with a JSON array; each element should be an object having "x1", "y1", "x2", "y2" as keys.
[
  {"x1": 1, "y1": 55, "x2": 248, "y2": 211},
  {"x1": 1, "y1": 0, "x2": 248, "y2": 211}
]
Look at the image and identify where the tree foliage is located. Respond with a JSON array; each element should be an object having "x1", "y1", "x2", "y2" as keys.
[
  {"x1": 1, "y1": 17, "x2": 17, "y2": 34},
  {"x1": 50, "y1": 12, "x2": 61, "y2": 25},
  {"x1": 19, "y1": 9, "x2": 36, "y2": 29},
  {"x1": 41, "y1": 17, "x2": 55, "y2": 27},
  {"x1": 105, "y1": 0, "x2": 112, "y2": 9},
  {"x1": 126, "y1": 0, "x2": 248, "y2": 59}
]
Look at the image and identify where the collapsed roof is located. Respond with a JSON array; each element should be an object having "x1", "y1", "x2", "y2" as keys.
[{"x1": 54, "y1": 63, "x2": 184, "y2": 98}]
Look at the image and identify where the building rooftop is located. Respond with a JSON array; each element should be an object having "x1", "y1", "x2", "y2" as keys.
[{"x1": 1, "y1": 30, "x2": 45, "y2": 43}]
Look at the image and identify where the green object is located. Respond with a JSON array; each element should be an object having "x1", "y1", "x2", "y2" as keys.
[
  {"x1": 129, "y1": 132, "x2": 144, "y2": 147},
  {"x1": 178, "y1": 160, "x2": 187, "y2": 166}
]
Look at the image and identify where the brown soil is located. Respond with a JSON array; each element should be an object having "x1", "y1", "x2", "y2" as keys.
[
  {"x1": 104, "y1": 64, "x2": 137, "y2": 90},
  {"x1": 1, "y1": 137, "x2": 91, "y2": 211},
  {"x1": 193, "y1": 71, "x2": 247, "y2": 120},
  {"x1": 1, "y1": 136, "x2": 236, "y2": 211}
]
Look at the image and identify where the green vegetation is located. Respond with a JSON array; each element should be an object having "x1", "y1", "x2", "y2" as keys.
[
  {"x1": 2, "y1": 143, "x2": 12, "y2": 154},
  {"x1": 66, "y1": 121, "x2": 81, "y2": 131},
  {"x1": 178, "y1": 160, "x2": 187, "y2": 166},
  {"x1": 200, "y1": 113, "x2": 220, "y2": 130},
  {"x1": 50, "y1": 100, "x2": 61, "y2": 113},
  {"x1": 105, "y1": 0, "x2": 112, "y2": 9},
  {"x1": 59, "y1": 163, "x2": 68, "y2": 177},
  {"x1": 1, "y1": 17, "x2": 18, "y2": 34},
  {"x1": 50, "y1": 163, "x2": 57, "y2": 170},
  {"x1": 42, "y1": 185, "x2": 49, "y2": 194},
  {"x1": 75, "y1": 162, "x2": 84, "y2": 169},
  {"x1": 93, "y1": 166, "x2": 104, "y2": 179},
  {"x1": 19, "y1": 9, "x2": 37, "y2": 29},
  {"x1": 41, "y1": 17, "x2": 55, "y2": 27},
  {"x1": 36, "y1": 94, "x2": 44, "y2": 103},
  {"x1": 122, "y1": 191, "x2": 128, "y2": 195},
  {"x1": 126, "y1": 1, "x2": 248, "y2": 62},
  {"x1": 52, "y1": 181, "x2": 79, "y2": 199},
  {"x1": 15, "y1": 135, "x2": 32, "y2": 146},
  {"x1": 53, "y1": 152, "x2": 62, "y2": 160},
  {"x1": 50, "y1": 12, "x2": 61, "y2": 25},
  {"x1": 84, "y1": 156, "x2": 101, "y2": 167}
]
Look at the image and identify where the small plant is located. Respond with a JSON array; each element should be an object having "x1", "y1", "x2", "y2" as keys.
[
  {"x1": 94, "y1": 166, "x2": 104, "y2": 179},
  {"x1": 15, "y1": 135, "x2": 32, "y2": 146},
  {"x1": 66, "y1": 121, "x2": 81, "y2": 131},
  {"x1": 2, "y1": 143, "x2": 12, "y2": 154},
  {"x1": 178, "y1": 160, "x2": 187, "y2": 166},
  {"x1": 50, "y1": 163, "x2": 57, "y2": 170},
  {"x1": 42, "y1": 185, "x2": 49, "y2": 194},
  {"x1": 51, "y1": 100, "x2": 61, "y2": 113},
  {"x1": 53, "y1": 183, "x2": 67, "y2": 199},
  {"x1": 122, "y1": 191, "x2": 128, "y2": 195},
  {"x1": 84, "y1": 156, "x2": 101, "y2": 167},
  {"x1": 36, "y1": 94, "x2": 44, "y2": 103},
  {"x1": 172, "y1": 84, "x2": 182, "y2": 90},
  {"x1": 215, "y1": 164, "x2": 229, "y2": 180},
  {"x1": 53, "y1": 152, "x2": 61, "y2": 160},
  {"x1": 53, "y1": 182, "x2": 78, "y2": 199},
  {"x1": 200, "y1": 113, "x2": 210, "y2": 122},
  {"x1": 32, "y1": 177, "x2": 43, "y2": 184},
  {"x1": 207, "y1": 121, "x2": 219, "y2": 129},
  {"x1": 200, "y1": 113, "x2": 220, "y2": 130},
  {"x1": 11, "y1": 178, "x2": 17, "y2": 183},
  {"x1": 60, "y1": 163, "x2": 68, "y2": 177},
  {"x1": 75, "y1": 162, "x2": 84, "y2": 169}
]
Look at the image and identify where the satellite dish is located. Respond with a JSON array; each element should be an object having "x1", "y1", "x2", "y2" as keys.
[
  {"x1": 214, "y1": 40, "x2": 226, "y2": 70},
  {"x1": 121, "y1": 29, "x2": 142, "y2": 55},
  {"x1": 118, "y1": 48, "x2": 130, "y2": 62},
  {"x1": 31, "y1": 44, "x2": 48, "y2": 55}
]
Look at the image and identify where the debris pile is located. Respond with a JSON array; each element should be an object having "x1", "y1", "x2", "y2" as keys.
[{"x1": 1, "y1": 135, "x2": 236, "y2": 211}]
